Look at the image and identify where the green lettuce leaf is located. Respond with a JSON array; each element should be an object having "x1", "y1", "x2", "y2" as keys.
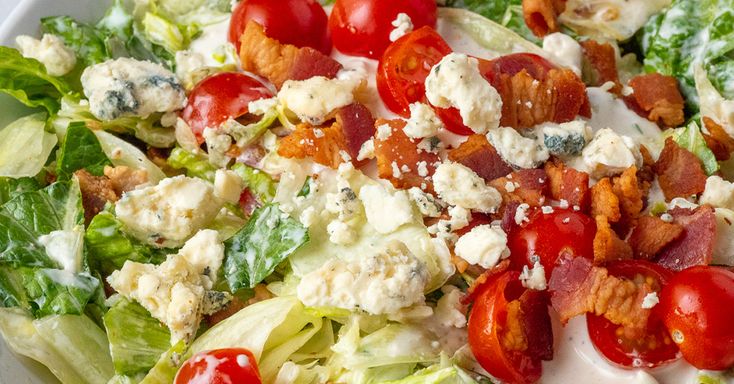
[
  {"x1": 167, "y1": 147, "x2": 216, "y2": 182},
  {"x1": 383, "y1": 365, "x2": 479, "y2": 384},
  {"x1": 672, "y1": 121, "x2": 720, "y2": 175},
  {"x1": 231, "y1": 163, "x2": 277, "y2": 204},
  {"x1": 93, "y1": 130, "x2": 167, "y2": 184},
  {"x1": 21, "y1": 268, "x2": 100, "y2": 317},
  {"x1": 85, "y1": 211, "x2": 169, "y2": 276},
  {"x1": 104, "y1": 298, "x2": 171, "y2": 376},
  {"x1": 0, "y1": 266, "x2": 28, "y2": 309},
  {"x1": 135, "y1": 0, "x2": 232, "y2": 27},
  {"x1": 138, "y1": 340, "x2": 186, "y2": 384},
  {"x1": 0, "y1": 113, "x2": 57, "y2": 178},
  {"x1": 0, "y1": 177, "x2": 42, "y2": 205},
  {"x1": 641, "y1": 0, "x2": 734, "y2": 110},
  {"x1": 0, "y1": 46, "x2": 71, "y2": 113},
  {"x1": 41, "y1": 16, "x2": 110, "y2": 66},
  {"x1": 56, "y1": 122, "x2": 112, "y2": 180},
  {"x1": 449, "y1": 0, "x2": 541, "y2": 45},
  {"x1": 224, "y1": 204, "x2": 309, "y2": 291}
]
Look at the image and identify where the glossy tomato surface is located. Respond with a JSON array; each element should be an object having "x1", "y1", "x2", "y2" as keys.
[
  {"x1": 481, "y1": 53, "x2": 555, "y2": 85},
  {"x1": 175, "y1": 348, "x2": 262, "y2": 384},
  {"x1": 468, "y1": 270, "x2": 552, "y2": 384},
  {"x1": 508, "y1": 208, "x2": 596, "y2": 274},
  {"x1": 659, "y1": 266, "x2": 734, "y2": 370},
  {"x1": 329, "y1": 0, "x2": 437, "y2": 59},
  {"x1": 229, "y1": 0, "x2": 331, "y2": 54},
  {"x1": 180, "y1": 72, "x2": 272, "y2": 143},
  {"x1": 586, "y1": 260, "x2": 679, "y2": 369}
]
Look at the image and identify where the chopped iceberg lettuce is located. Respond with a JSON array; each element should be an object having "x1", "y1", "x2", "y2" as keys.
[{"x1": 0, "y1": 113, "x2": 57, "y2": 178}]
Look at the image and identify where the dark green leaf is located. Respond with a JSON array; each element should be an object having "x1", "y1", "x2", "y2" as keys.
[
  {"x1": 104, "y1": 298, "x2": 171, "y2": 375},
  {"x1": 21, "y1": 268, "x2": 99, "y2": 317},
  {"x1": 0, "y1": 46, "x2": 72, "y2": 113},
  {"x1": 57, "y1": 122, "x2": 112, "y2": 180},
  {"x1": 0, "y1": 177, "x2": 42, "y2": 205},
  {"x1": 0, "y1": 266, "x2": 29, "y2": 309},
  {"x1": 224, "y1": 204, "x2": 309, "y2": 291},
  {"x1": 41, "y1": 16, "x2": 110, "y2": 65}
]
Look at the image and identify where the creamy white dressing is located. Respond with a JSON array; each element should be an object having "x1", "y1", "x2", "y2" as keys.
[
  {"x1": 436, "y1": 18, "x2": 500, "y2": 60},
  {"x1": 188, "y1": 20, "x2": 232, "y2": 67}
]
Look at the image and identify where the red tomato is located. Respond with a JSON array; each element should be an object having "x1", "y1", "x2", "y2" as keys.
[
  {"x1": 229, "y1": 0, "x2": 331, "y2": 54},
  {"x1": 481, "y1": 53, "x2": 555, "y2": 85},
  {"x1": 508, "y1": 208, "x2": 596, "y2": 274},
  {"x1": 468, "y1": 270, "x2": 551, "y2": 384},
  {"x1": 586, "y1": 260, "x2": 679, "y2": 369},
  {"x1": 175, "y1": 348, "x2": 262, "y2": 384},
  {"x1": 659, "y1": 266, "x2": 734, "y2": 370},
  {"x1": 329, "y1": 0, "x2": 437, "y2": 59},
  {"x1": 180, "y1": 72, "x2": 273, "y2": 143}
]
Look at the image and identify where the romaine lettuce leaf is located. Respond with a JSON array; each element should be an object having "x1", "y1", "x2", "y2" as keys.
[
  {"x1": 224, "y1": 204, "x2": 309, "y2": 291},
  {"x1": 448, "y1": 0, "x2": 541, "y2": 45},
  {"x1": 104, "y1": 298, "x2": 172, "y2": 376},
  {"x1": 0, "y1": 266, "x2": 28, "y2": 310},
  {"x1": 0, "y1": 177, "x2": 42, "y2": 205},
  {"x1": 138, "y1": 340, "x2": 186, "y2": 384},
  {"x1": 0, "y1": 113, "x2": 57, "y2": 178},
  {"x1": 0, "y1": 47, "x2": 72, "y2": 114},
  {"x1": 671, "y1": 121, "x2": 720, "y2": 175},
  {"x1": 56, "y1": 122, "x2": 112, "y2": 180},
  {"x1": 41, "y1": 16, "x2": 110, "y2": 66},
  {"x1": 21, "y1": 268, "x2": 99, "y2": 317}
]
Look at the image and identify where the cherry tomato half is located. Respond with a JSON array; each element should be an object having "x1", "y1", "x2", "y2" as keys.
[
  {"x1": 329, "y1": 0, "x2": 437, "y2": 59},
  {"x1": 468, "y1": 270, "x2": 552, "y2": 384},
  {"x1": 586, "y1": 260, "x2": 679, "y2": 369},
  {"x1": 508, "y1": 208, "x2": 596, "y2": 274},
  {"x1": 175, "y1": 348, "x2": 262, "y2": 384},
  {"x1": 659, "y1": 266, "x2": 734, "y2": 370},
  {"x1": 180, "y1": 72, "x2": 273, "y2": 143},
  {"x1": 229, "y1": 0, "x2": 331, "y2": 54}
]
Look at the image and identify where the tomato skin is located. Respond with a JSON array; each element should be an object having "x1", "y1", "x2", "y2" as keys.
[
  {"x1": 175, "y1": 348, "x2": 262, "y2": 384},
  {"x1": 659, "y1": 266, "x2": 734, "y2": 370},
  {"x1": 229, "y1": 0, "x2": 331, "y2": 54},
  {"x1": 180, "y1": 72, "x2": 273, "y2": 143},
  {"x1": 508, "y1": 208, "x2": 596, "y2": 274},
  {"x1": 329, "y1": 0, "x2": 437, "y2": 59},
  {"x1": 586, "y1": 260, "x2": 679, "y2": 369},
  {"x1": 468, "y1": 270, "x2": 546, "y2": 384},
  {"x1": 482, "y1": 53, "x2": 555, "y2": 86}
]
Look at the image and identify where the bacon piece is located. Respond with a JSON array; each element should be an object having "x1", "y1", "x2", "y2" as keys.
[
  {"x1": 591, "y1": 178, "x2": 621, "y2": 223},
  {"x1": 522, "y1": 0, "x2": 567, "y2": 37},
  {"x1": 703, "y1": 117, "x2": 734, "y2": 161},
  {"x1": 544, "y1": 160, "x2": 591, "y2": 211},
  {"x1": 593, "y1": 215, "x2": 632, "y2": 263},
  {"x1": 448, "y1": 134, "x2": 512, "y2": 182},
  {"x1": 495, "y1": 68, "x2": 591, "y2": 129},
  {"x1": 103, "y1": 166, "x2": 148, "y2": 196},
  {"x1": 334, "y1": 103, "x2": 376, "y2": 159},
  {"x1": 518, "y1": 289, "x2": 554, "y2": 361},
  {"x1": 374, "y1": 119, "x2": 440, "y2": 191},
  {"x1": 74, "y1": 170, "x2": 118, "y2": 225},
  {"x1": 653, "y1": 138, "x2": 708, "y2": 201},
  {"x1": 490, "y1": 169, "x2": 549, "y2": 207},
  {"x1": 612, "y1": 166, "x2": 645, "y2": 229},
  {"x1": 239, "y1": 21, "x2": 341, "y2": 89},
  {"x1": 627, "y1": 74, "x2": 685, "y2": 127},
  {"x1": 656, "y1": 206, "x2": 717, "y2": 271},
  {"x1": 549, "y1": 256, "x2": 652, "y2": 329},
  {"x1": 580, "y1": 40, "x2": 620, "y2": 93},
  {"x1": 628, "y1": 216, "x2": 685, "y2": 259}
]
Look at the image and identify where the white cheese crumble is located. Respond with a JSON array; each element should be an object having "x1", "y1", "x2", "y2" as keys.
[
  {"x1": 248, "y1": 97, "x2": 278, "y2": 115},
  {"x1": 213, "y1": 169, "x2": 243, "y2": 204},
  {"x1": 16, "y1": 34, "x2": 77, "y2": 77},
  {"x1": 433, "y1": 162, "x2": 502, "y2": 213},
  {"x1": 357, "y1": 138, "x2": 375, "y2": 161},
  {"x1": 115, "y1": 176, "x2": 223, "y2": 248},
  {"x1": 404, "y1": 102, "x2": 444, "y2": 139},
  {"x1": 278, "y1": 75, "x2": 361, "y2": 125},
  {"x1": 203, "y1": 127, "x2": 233, "y2": 168},
  {"x1": 376, "y1": 123, "x2": 393, "y2": 141},
  {"x1": 425, "y1": 53, "x2": 502, "y2": 134},
  {"x1": 389, "y1": 12, "x2": 414, "y2": 42},
  {"x1": 408, "y1": 187, "x2": 443, "y2": 217},
  {"x1": 581, "y1": 128, "x2": 641, "y2": 179},
  {"x1": 454, "y1": 225, "x2": 510, "y2": 269},
  {"x1": 700, "y1": 176, "x2": 734, "y2": 210},
  {"x1": 433, "y1": 285, "x2": 467, "y2": 328},
  {"x1": 359, "y1": 184, "x2": 415, "y2": 234},
  {"x1": 542, "y1": 32, "x2": 583, "y2": 76},
  {"x1": 108, "y1": 230, "x2": 228, "y2": 343},
  {"x1": 296, "y1": 241, "x2": 429, "y2": 315},
  {"x1": 81, "y1": 57, "x2": 186, "y2": 121},
  {"x1": 327, "y1": 219, "x2": 357, "y2": 245},
  {"x1": 487, "y1": 127, "x2": 550, "y2": 169},
  {"x1": 515, "y1": 203, "x2": 531, "y2": 225},
  {"x1": 520, "y1": 261, "x2": 547, "y2": 290},
  {"x1": 641, "y1": 292, "x2": 660, "y2": 309}
]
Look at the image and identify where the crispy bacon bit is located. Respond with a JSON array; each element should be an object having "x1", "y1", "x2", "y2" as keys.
[
  {"x1": 549, "y1": 256, "x2": 652, "y2": 329},
  {"x1": 518, "y1": 289, "x2": 554, "y2": 361},
  {"x1": 580, "y1": 40, "x2": 620, "y2": 93},
  {"x1": 591, "y1": 178, "x2": 621, "y2": 223},
  {"x1": 545, "y1": 160, "x2": 591, "y2": 211},
  {"x1": 490, "y1": 169, "x2": 549, "y2": 207},
  {"x1": 239, "y1": 21, "x2": 341, "y2": 89},
  {"x1": 278, "y1": 122, "x2": 346, "y2": 168},
  {"x1": 627, "y1": 73, "x2": 685, "y2": 127},
  {"x1": 374, "y1": 119, "x2": 440, "y2": 191},
  {"x1": 74, "y1": 169, "x2": 118, "y2": 224},
  {"x1": 653, "y1": 138, "x2": 708, "y2": 201},
  {"x1": 628, "y1": 216, "x2": 685, "y2": 259},
  {"x1": 336, "y1": 103, "x2": 376, "y2": 159},
  {"x1": 495, "y1": 68, "x2": 591, "y2": 129},
  {"x1": 593, "y1": 215, "x2": 632, "y2": 263},
  {"x1": 656, "y1": 205, "x2": 717, "y2": 271},
  {"x1": 703, "y1": 117, "x2": 734, "y2": 161},
  {"x1": 462, "y1": 259, "x2": 511, "y2": 305},
  {"x1": 612, "y1": 166, "x2": 645, "y2": 229},
  {"x1": 448, "y1": 134, "x2": 513, "y2": 182},
  {"x1": 522, "y1": 0, "x2": 567, "y2": 37},
  {"x1": 103, "y1": 166, "x2": 148, "y2": 196}
]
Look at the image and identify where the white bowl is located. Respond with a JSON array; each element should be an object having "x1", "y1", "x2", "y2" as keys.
[{"x1": 0, "y1": 1, "x2": 110, "y2": 382}]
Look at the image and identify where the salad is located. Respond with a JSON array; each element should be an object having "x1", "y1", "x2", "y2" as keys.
[{"x1": 0, "y1": 0, "x2": 733, "y2": 383}]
